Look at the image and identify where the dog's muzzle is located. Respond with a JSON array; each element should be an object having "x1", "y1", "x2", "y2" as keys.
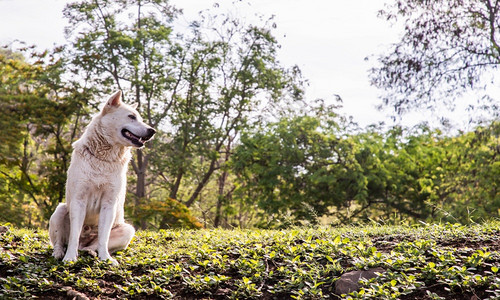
[{"x1": 122, "y1": 128, "x2": 156, "y2": 147}]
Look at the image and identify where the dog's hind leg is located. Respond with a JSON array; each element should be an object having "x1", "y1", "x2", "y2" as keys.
[
  {"x1": 80, "y1": 223, "x2": 135, "y2": 257},
  {"x1": 108, "y1": 223, "x2": 135, "y2": 253},
  {"x1": 49, "y1": 203, "x2": 70, "y2": 259}
]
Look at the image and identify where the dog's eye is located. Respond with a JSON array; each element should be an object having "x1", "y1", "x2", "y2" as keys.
[{"x1": 128, "y1": 114, "x2": 137, "y2": 120}]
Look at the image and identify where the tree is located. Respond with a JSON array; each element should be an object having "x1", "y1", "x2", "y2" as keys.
[
  {"x1": 434, "y1": 121, "x2": 500, "y2": 222},
  {"x1": 232, "y1": 105, "x2": 500, "y2": 227},
  {"x1": 64, "y1": 0, "x2": 180, "y2": 228},
  {"x1": 231, "y1": 102, "x2": 362, "y2": 227},
  {"x1": 151, "y1": 11, "x2": 303, "y2": 228},
  {"x1": 0, "y1": 47, "x2": 86, "y2": 226},
  {"x1": 340, "y1": 122, "x2": 500, "y2": 224},
  {"x1": 371, "y1": 0, "x2": 500, "y2": 116},
  {"x1": 64, "y1": 0, "x2": 303, "y2": 228},
  {"x1": 361, "y1": 125, "x2": 446, "y2": 221}
]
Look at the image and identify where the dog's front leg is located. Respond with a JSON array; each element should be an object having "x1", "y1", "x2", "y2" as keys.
[
  {"x1": 63, "y1": 200, "x2": 86, "y2": 262},
  {"x1": 97, "y1": 202, "x2": 118, "y2": 265}
]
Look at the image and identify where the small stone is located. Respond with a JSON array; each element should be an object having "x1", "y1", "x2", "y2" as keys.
[
  {"x1": 335, "y1": 267, "x2": 386, "y2": 295},
  {"x1": 63, "y1": 286, "x2": 90, "y2": 300}
]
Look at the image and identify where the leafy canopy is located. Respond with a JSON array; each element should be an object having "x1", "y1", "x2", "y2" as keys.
[{"x1": 371, "y1": 0, "x2": 500, "y2": 117}]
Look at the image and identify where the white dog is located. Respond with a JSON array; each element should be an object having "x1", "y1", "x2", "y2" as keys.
[{"x1": 49, "y1": 91, "x2": 155, "y2": 265}]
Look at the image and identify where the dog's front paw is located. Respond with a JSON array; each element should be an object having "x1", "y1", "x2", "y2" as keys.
[
  {"x1": 100, "y1": 256, "x2": 118, "y2": 266},
  {"x1": 107, "y1": 258, "x2": 119, "y2": 266},
  {"x1": 52, "y1": 246, "x2": 66, "y2": 260},
  {"x1": 98, "y1": 253, "x2": 118, "y2": 266},
  {"x1": 62, "y1": 252, "x2": 78, "y2": 263},
  {"x1": 62, "y1": 256, "x2": 77, "y2": 263}
]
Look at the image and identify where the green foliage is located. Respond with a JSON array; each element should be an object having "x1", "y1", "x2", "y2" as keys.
[
  {"x1": 233, "y1": 116, "x2": 500, "y2": 226},
  {"x1": 63, "y1": 0, "x2": 303, "y2": 229},
  {"x1": 232, "y1": 101, "x2": 360, "y2": 226},
  {"x1": 351, "y1": 121, "x2": 500, "y2": 224},
  {"x1": 129, "y1": 197, "x2": 203, "y2": 229},
  {"x1": 0, "y1": 48, "x2": 86, "y2": 226},
  {"x1": 1, "y1": 222, "x2": 500, "y2": 299},
  {"x1": 433, "y1": 122, "x2": 500, "y2": 222},
  {"x1": 0, "y1": 1, "x2": 498, "y2": 229}
]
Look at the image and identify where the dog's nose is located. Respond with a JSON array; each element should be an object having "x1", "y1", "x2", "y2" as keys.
[{"x1": 146, "y1": 128, "x2": 156, "y2": 139}]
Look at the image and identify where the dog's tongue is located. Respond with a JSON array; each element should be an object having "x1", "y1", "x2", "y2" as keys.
[{"x1": 126, "y1": 130, "x2": 139, "y2": 140}]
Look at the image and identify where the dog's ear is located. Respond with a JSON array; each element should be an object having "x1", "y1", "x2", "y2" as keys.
[
  {"x1": 130, "y1": 102, "x2": 138, "y2": 110},
  {"x1": 102, "y1": 90, "x2": 122, "y2": 115}
]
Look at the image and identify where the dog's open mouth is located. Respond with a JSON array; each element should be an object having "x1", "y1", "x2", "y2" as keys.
[{"x1": 121, "y1": 129, "x2": 149, "y2": 147}]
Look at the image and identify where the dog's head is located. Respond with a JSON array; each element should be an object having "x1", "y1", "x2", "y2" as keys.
[{"x1": 100, "y1": 91, "x2": 156, "y2": 148}]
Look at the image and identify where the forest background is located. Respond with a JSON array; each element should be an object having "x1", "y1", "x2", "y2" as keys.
[{"x1": 0, "y1": 0, "x2": 499, "y2": 230}]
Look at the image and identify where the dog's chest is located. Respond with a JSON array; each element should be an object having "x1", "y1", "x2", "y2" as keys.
[
  {"x1": 73, "y1": 152, "x2": 128, "y2": 187},
  {"x1": 86, "y1": 165, "x2": 125, "y2": 198},
  {"x1": 85, "y1": 188, "x2": 106, "y2": 219},
  {"x1": 68, "y1": 160, "x2": 126, "y2": 218},
  {"x1": 83, "y1": 180, "x2": 123, "y2": 224},
  {"x1": 88, "y1": 166, "x2": 123, "y2": 188}
]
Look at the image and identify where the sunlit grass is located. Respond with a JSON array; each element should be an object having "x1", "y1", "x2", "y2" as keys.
[{"x1": 1, "y1": 221, "x2": 499, "y2": 299}]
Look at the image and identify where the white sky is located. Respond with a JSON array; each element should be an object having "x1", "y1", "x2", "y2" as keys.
[{"x1": 0, "y1": 0, "x2": 460, "y2": 128}]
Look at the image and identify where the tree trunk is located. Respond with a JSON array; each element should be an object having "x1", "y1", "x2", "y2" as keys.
[
  {"x1": 169, "y1": 170, "x2": 183, "y2": 200},
  {"x1": 214, "y1": 169, "x2": 228, "y2": 228},
  {"x1": 184, "y1": 157, "x2": 218, "y2": 208},
  {"x1": 214, "y1": 138, "x2": 232, "y2": 227},
  {"x1": 160, "y1": 167, "x2": 184, "y2": 229},
  {"x1": 132, "y1": 148, "x2": 148, "y2": 229}
]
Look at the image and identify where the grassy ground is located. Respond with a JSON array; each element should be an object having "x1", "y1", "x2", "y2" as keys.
[{"x1": 1, "y1": 222, "x2": 499, "y2": 299}]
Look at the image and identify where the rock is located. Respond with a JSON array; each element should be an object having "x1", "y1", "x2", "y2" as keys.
[
  {"x1": 0, "y1": 226, "x2": 9, "y2": 234},
  {"x1": 335, "y1": 267, "x2": 386, "y2": 295},
  {"x1": 63, "y1": 287, "x2": 90, "y2": 300}
]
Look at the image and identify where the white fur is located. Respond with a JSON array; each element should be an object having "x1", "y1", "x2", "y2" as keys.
[{"x1": 49, "y1": 91, "x2": 155, "y2": 265}]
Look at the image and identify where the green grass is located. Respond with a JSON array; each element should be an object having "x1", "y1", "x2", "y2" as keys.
[{"x1": 1, "y1": 222, "x2": 500, "y2": 299}]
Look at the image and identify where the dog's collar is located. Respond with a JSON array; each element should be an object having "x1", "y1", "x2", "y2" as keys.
[
  {"x1": 82, "y1": 145, "x2": 111, "y2": 162},
  {"x1": 81, "y1": 145, "x2": 130, "y2": 164}
]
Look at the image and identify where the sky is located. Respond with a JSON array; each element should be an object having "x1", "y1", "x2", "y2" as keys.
[{"x1": 0, "y1": 0, "x2": 430, "y2": 128}]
